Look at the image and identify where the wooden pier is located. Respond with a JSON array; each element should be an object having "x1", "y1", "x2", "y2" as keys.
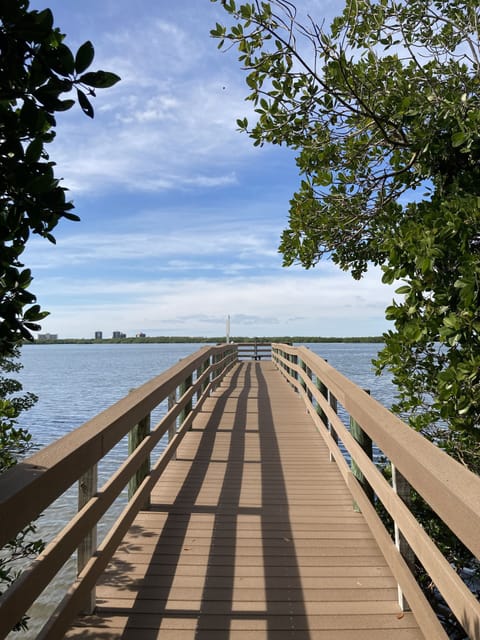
[
  {"x1": 67, "y1": 360, "x2": 418, "y2": 639},
  {"x1": 0, "y1": 344, "x2": 479, "y2": 639}
]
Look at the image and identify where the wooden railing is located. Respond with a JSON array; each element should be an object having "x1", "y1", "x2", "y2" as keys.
[
  {"x1": 0, "y1": 343, "x2": 237, "y2": 639},
  {"x1": 2, "y1": 341, "x2": 479, "y2": 639},
  {"x1": 235, "y1": 341, "x2": 272, "y2": 360},
  {"x1": 272, "y1": 343, "x2": 480, "y2": 640}
]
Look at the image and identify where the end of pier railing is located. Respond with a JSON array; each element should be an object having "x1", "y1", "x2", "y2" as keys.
[{"x1": 233, "y1": 341, "x2": 272, "y2": 361}]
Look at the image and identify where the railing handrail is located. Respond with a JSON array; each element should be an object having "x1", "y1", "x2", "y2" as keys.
[
  {"x1": 272, "y1": 343, "x2": 480, "y2": 640},
  {"x1": 0, "y1": 345, "x2": 226, "y2": 547},
  {"x1": 234, "y1": 342, "x2": 272, "y2": 360},
  {"x1": 273, "y1": 343, "x2": 480, "y2": 552},
  {"x1": 0, "y1": 343, "x2": 238, "y2": 638}
]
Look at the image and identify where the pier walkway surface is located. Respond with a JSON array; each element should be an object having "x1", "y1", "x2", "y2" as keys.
[{"x1": 66, "y1": 361, "x2": 423, "y2": 639}]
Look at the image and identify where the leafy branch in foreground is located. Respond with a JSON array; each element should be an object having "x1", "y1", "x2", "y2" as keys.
[
  {"x1": 0, "y1": 346, "x2": 42, "y2": 631},
  {"x1": 0, "y1": 1, "x2": 120, "y2": 356},
  {"x1": 1, "y1": 2, "x2": 120, "y2": 630},
  {"x1": 211, "y1": 0, "x2": 480, "y2": 446}
]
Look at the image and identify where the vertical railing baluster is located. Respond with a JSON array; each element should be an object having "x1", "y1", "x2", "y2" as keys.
[
  {"x1": 201, "y1": 356, "x2": 211, "y2": 394},
  {"x1": 212, "y1": 351, "x2": 219, "y2": 392},
  {"x1": 168, "y1": 391, "x2": 177, "y2": 460},
  {"x1": 350, "y1": 390, "x2": 374, "y2": 511},
  {"x1": 179, "y1": 373, "x2": 193, "y2": 426},
  {"x1": 301, "y1": 359, "x2": 306, "y2": 388},
  {"x1": 392, "y1": 465, "x2": 415, "y2": 611},
  {"x1": 78, "y1": 465, "x2": 97, "y2": 614},
  {"x1": 128, "y1": 413, "x2": 151, "y2": 509},
  {"x1": 292, "y1": 353, "x2": 298, "y2": 390},
  {"x1": 315, "y1": 375, "x2": 328, "y2": 428},
  {"x1": 306, "y1": 365, "x2": 313, "y2": 405},
  {"x1": 328, "y1": 391, "x2": 338, "y2": 462}
]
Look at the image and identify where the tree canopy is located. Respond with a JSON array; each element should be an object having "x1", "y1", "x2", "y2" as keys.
[
  {"x1": 0, "y1": 1, "x2": 120, "y2": 356},
  {"x1": 0, "y1": 2, "x2": 119, "y2": 626},
  {"x1": 211, "y1": 0, "x2": 480, "y2": 445}
]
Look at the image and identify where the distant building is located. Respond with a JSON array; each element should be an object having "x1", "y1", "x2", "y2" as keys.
[
  {"x1": 112, "y1": 331, "x2": 126, "y2": 339},
  {"x1": 136, "y1": 332, "x2": 146, "y2": 338},
  {"x1": 95, "y1": 331, "x2": 103, "y2": 340},
  {"x1": 37, "y1": 333, "x2": 58, "y2": 342}
]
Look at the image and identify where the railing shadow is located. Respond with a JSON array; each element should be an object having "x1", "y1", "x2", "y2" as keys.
[
  {"x1": 76, "y1": 362, "x2": 310, "y2": 638},
  {"x1": 194, "y1": 361, "x2": 310, "y2": 639},
  {"x1": 255, "y1": 363, "x2": 311, "y2": 640},
  {"x1": 93, "y1": 364, "x2": 246, "y2": 635}
]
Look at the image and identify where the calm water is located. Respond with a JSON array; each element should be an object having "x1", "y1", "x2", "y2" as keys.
[{"x1": 9, "y1": 342, "x2": 393, "y2": 638}]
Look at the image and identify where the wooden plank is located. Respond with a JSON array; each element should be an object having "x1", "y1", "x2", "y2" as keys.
[{"x1": 67, "y1": 362, "x2": 425, "y2": 640}]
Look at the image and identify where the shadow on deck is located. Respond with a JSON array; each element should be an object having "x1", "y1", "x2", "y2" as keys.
[{"x1": 66, "y1": 362, "x2": 422, "y2": 640}]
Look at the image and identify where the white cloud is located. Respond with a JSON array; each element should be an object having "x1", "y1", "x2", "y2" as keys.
[
  {"x1": 24, "y1": 220, "x2": 283, "y2": 270},
  {"x1": 35, "y1": 266, "x2": 395, "y2": 339},
  {"x1": 48, "y1": 10, "x2": 258, "y2": 195}
]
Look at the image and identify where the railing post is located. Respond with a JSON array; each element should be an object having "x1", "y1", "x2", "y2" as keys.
[
  {"x1": 211, "y1": 352, "x2": 219, "y2": 392},
  {"x1": 168, "y1": 391, "x2": 177, "y2": 460},
  {"x1": 328, "y1": 391, "x2": 338, "y2": 462},
  {"x1": 201, "y1": 356, "x2": 211, "y2": 393},
  {"x1": 299, "y1": 358, "x2": 307, "y2": 395},
  {"x1": 179, "y1": 373, "x2": 193, "y2": 426},
  {"x1": 392, "y1": 464, "x2": 415, "y2": 611},
  {"x1": 350, "y1": 390, "x2": 374, "y2": 511},
  {"x1": 292, "y1": 353, "x2": 298, "y2": 390},
  {"x1": 128, "y1": 413, "x2": 151, "y2": 509},
  {"x1": 315, "y1": 375, "x2": 328, "y2": 428},
  {"x1": 306, "y1": 365, "x2": 313, "y2": 405},
  {"x1": 78, "y1": 464, "x2": 97, "y2": 614}
]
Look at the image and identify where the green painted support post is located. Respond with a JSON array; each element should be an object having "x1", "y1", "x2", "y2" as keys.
[
  {"x1": 168, "y1": 392, "x2": 177, "y2": 460},
  {"x1": 128, "y1": 413, "x2": 151, "y2": 509},
  {"x1": 211, "y1": 352, "x2": 220, "y2": 392},
  {"x1": 201, "y1": 356, "x2": 210, "y2": 394},
  {"x1": 350, "y1": 390, "x2": 374, "y2": 511},
  {"x1": 179, "y1": 373, "x2": 193, "y2": 426},
  {"x1": 298, "y1": 358, "x2": 307, "y2": 391},
  {"x1": 292, "y1": 353, "x2": 298, "y2": 390},
  {"x1": 392, "y1": 464, "x2": 415, "y2": 611},
  {"x1": 328, "y1": 392, "x2": 338, "y2": 462},
  {"x1": 315, "y1": 375, "x2": 328, "y2": 427},
  {"x1": 306, "y1": 365, "x2": 313, "y2": 404},
  {"x1": 78, "y1": 464, "x2": 97, "y2": 613}
]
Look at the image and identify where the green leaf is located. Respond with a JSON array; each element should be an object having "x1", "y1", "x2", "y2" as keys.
[
  {"x1": 25, "y1": 139, "x2": 43, "y2": 164},
  {"x1": 451, "y1": 131, "x2": 468, "y2": 148},
  {"x1": 49, "y1": 43, "x2": 76, "y2": 76},
  {"x1": 75, "y1": 41, "x2": 95, "y2": 74},
  {"x1": 55, "y1": 99, "x2": 75, "y2": 112},
  {"x1": 79, "y1": 71, "x2": 121, "y2": 89},
  {"x1": 395, "y1": 285, "x2": 411, "y2": 295},
  {"x1": 315, "y1": 170, "x2": 332, "y2": 186},
  {"x1": 77, "y1": 89, "x2": 94, "y2": 118},
  {"x1": 62, "y1": 212, "x2": 81, "y2": 222}
]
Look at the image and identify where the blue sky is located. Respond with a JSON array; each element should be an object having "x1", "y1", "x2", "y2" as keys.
[{"x1": 25, "y1": 0, "x2": 396, "y2": 339}]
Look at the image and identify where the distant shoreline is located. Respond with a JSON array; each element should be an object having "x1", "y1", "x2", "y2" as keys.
[{"x1": 30, "y1": 336, "x2": 384, "y2": 345}]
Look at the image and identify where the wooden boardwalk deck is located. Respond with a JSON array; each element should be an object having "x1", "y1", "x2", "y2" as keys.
[{"x1": 66, "y1": 361, "x2": 424, "y2": 640}]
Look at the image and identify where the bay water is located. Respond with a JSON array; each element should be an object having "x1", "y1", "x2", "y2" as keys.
[{"x1": 8, "y1": 342, "x2": 393, "y2": 637}]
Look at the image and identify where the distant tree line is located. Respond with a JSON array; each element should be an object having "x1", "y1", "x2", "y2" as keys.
[{"x1": 29, "y1": 335, "x2": 385, "y2": 345}]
